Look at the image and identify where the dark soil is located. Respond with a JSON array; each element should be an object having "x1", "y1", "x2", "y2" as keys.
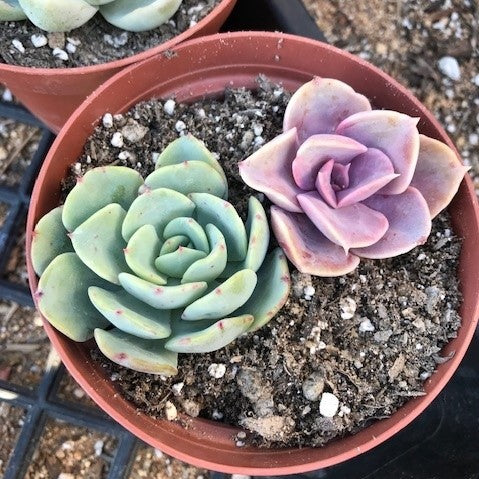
[
  {"x1": 67, "y1": 78, "x2": 462, "y2": 448},
  {"x1": 0, "y1": 403, "x2": 25, "y2": 476},
  {"x1": 0, "y1": 0, "x2": 220, "y2": 69}
]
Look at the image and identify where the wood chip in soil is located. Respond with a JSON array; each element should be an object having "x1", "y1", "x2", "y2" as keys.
[
  {"x1": 64, "y1": 77, "x2": 462, "y2": 448},
  {"x1": 0, "y1": 300, "x2": 50, "y2": 388},
  {"x1": 0, "y1": 403, "x2": 25, "y2": 476},
  {"x1": 0, "y1": 0, "x2": 220, "y2": 69},
  {"x1": 24, "y1": 418, "x2": 117, "y2": 479},
  {"x1": 129, "y1": 446, "x2": 209, "y2": 479}
]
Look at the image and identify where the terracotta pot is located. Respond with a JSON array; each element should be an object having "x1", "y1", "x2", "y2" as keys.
[
  {"x1": 26, "y1": 32, "x2": 479, "y2": 475},
  {"x1": 0, "y1": 0, "x2": 236, "y2": 133}
]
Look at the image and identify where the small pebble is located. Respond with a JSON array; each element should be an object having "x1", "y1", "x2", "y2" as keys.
[
  {"x1": 53, "y1": 48, "x2": 69, "y2": 61},
  {"x1": 303, "y1": 285, "x2": 315, "y2": 297},
  {"x1": 359, "y1": 318, "x2": 375, "y2": 333},
  {"x1": 171, "y1": 382, "x2": 184, "y2": 395},
  {"x1": 340, "y1": 297, "x2": 357, "y2": 319},
  {"x1": 163, "y1": 99, "x2": 176, "y2": 115},
  {"x1": 94, "y1": 440, "x2": 104, "y2": 456},
  {"x1": 212, "y1": 409, "x2": 224, "y2": 420},
  {"x1": 2, "y1": 89, "x2": 13, "y2": 102},
  {"x1": 319, "y1": 392, "x2": 339, "y2": 418},
  {"x1": 164, "y1": 401, "x2": 178, "y2": 421},
  {"x1": 469, "y1": 133, "x2": 478, "y2": 146},
  {"x1": 12, "y1": 39, "x2": 25, "y2": 53},
  {"x1": 232, "y1": 475, "x2": 251, "y2": 479},
  {"x1": 67, "y1": 36, "x2": 81, "y2": 46},
  {"x1": 102, "y1": 113, "x2": 113, "y2": 128},
  {"x1": 175, "y1": 120, "x2": 187, "y2": 133},
  {"x1": 47, "y1": 32, "x2": 65, "y2": 49},
  {"x1": 31, "y1": 34, "x2": 48, "y2": 48},
  {"x1": 208, "y1": 363, "x2": 226, "y2": 378},
  {"x1": 438, "y1": 56, "x2": 461, "y2": 81},
  {"x1": 302, "y1": 372, "x2": 325, "y2": 401},
  {"x1": 57, "y1": 474, "x2": 75, "y2": 479},
  {"x1": 111, "y1": 132, "x2": 124, "y2": 148},
  {"x1": 154, "y1": 448, "x2": 164, "y2": 458},
  {"x1": 66, "y1": 42, "x2": 77, "y2": 54}
]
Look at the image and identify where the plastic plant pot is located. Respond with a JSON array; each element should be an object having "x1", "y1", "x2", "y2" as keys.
[
  {"x1": 0, "y1": 0, "x2": 236, "y2": 133},
  {"x1": 25, "y1": 31, "x2": 479, "y2": 476}
]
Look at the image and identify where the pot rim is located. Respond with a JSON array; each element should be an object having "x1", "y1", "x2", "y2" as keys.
[
  {"x1": 25, "y1": 31, "x2": 479, "y2": 475},
  {"x1": 0, "y1": 0, "x2": 235, "y2": 75}
]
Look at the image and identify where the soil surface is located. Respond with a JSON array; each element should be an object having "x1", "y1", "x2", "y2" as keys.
[
  {"x1": 0, "y1": 299, "x2": 50, "y2": 388},
  {"x1": 130, "y1": 446, "x2": 209, "y2": 479},
  {"x1": 3, "y1": 215, "x2": 29, "y2": 287},
  {"x1": 0, "y1": 0, "x2": 220, "y2": 69},
  {"x1": 0, "y1": 403, "x2": 25, "y2": 476},
  {"x1": 0, "y1": 201, "x2": 9, "y2": 229},
  {"x1": 24, "y1": 418, "x2": 117, "y2": 479},
  {"x1": 68, "y1": 78, "x2": 463, "y2": 448},
  {"x1": 304, "y1": 0, "x2": 479, "y2": 196}
]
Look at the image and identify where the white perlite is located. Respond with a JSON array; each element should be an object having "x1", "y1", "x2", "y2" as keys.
[
  {"x1": 163, "y1": 99, "x2": 176, "y2": 115},
  {"x1": 231, "y1": 475, "x2": 252, "y2": 479},
  {"x1": 66, "y1": 42, "x2": 77, "y2": 54},
  {"x1": 303, "y1": 285, "x2": 315, "y2": 298},
  {"x1": 110, "y1": 132, "x2": 124, "y2": 148},
  {"x1": 164, "y1": 401, "x2": 178, "y2": 421},
  {"x1": 340, "y1": 297, "x2": 357, "y2": 319},
  {"x1": 12, "y1": 39, "x2": 25, "y2": 53},
  {"x1": 359, "y1": 318, "x2": 375, "y2": 333},
  {"x1": 175, "y1": 120, "x2": 186, "y2": 133},
  {"x1": 171, "y1": 382, "x2": 184, "y2": 395},
  {"x1": 94, "y1": 440, "x2": 104, "y2": 456},
  {"x1": 53, "y1": 48, "x2": 69, "y2": 61},
  {"x1": 208, "y1": 363, "x2": 226, "y2": 379},
  {"x1": 438, "y1": 56, "x2": 461, "y2": 81},
  {"x1": 31, "y1": 34, "x2": 48, "y2": 48},
  {"x1": 319, "y1": 392, "x2": 339, "y2": 418},
  {"x1": 102, "y1": 113, "x2": 113, "y2": 128}
]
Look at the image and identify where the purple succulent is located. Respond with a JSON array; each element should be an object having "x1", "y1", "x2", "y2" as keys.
[{"x1": 239, "y1": 78, "x2": 468, "y2": 276}]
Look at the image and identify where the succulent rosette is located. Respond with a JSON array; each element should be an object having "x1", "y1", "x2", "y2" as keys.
[
  {"x1": 31, "y1": 135, "x2": 290, "y2": 376},
  {"x1": 239, "y1": 77, "x2": 468, "y2": 276}
]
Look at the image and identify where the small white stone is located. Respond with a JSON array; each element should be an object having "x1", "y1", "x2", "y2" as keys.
[
  {"x1": 253, "y1": 124, "x2": 264, "y2": 136},
  {"x1": 66, "y1": 42, "x2": 77, "y2": 54},
  {"x1": 12, "y1": 39, "x2": 25, "y2": 53},
  {"x1": 163, "y1": 99, "x2": 176, "y2": 115},
  {"x1": 420, "y1": 371, "x2": 432, "y2": 380},
  {"x1": 232, "y1": 475, "x2": 251, "y2": 479},
  {"x1": 319, "y1": 392, "x2": 339, "y2": 417},
  {"x1": 472, "y1": 74, "x2": 479, "y2": 86},
  {"x1": 172, "y1": 382, "x2": 184, "y2": 395},
  {"x1": 340, "y1": 297, "x2": 357, "y2": 319},
  {"x1": 57, "y1": 474, "x2": 75, "y2": 479},
  {"x1": 208, "y1": 363, "x2": 226, "y2": 379},
  {"x1": 111, "y1": 132, "x2": 124, "y2": 148},
  {"x1": 31, "y1": 34, "x2": 48, "y2": 48},
  {"x1": 303, "y1": 285, "x2": 315, "y2": 297},
  {"x1": 438, "y1": 56, "x2": 461, "y2": 81},
  {"x1": 102, "y1": 113, "x2": 113, "y2": 128},
  {"x1": 359, "y1": 318, "x2": 375, "y2": 333},
  {"x1": 154, "y1": 448, "x2": 164, "y2": 458},
  {"x1": 175, "y1": 120, "x2": 186, "y2": 132},
  {"x1": 359, "y1": 274, "x2": 367, "y2": 284},
  {"x1": 118, "y1": 151, "x2": 130, "y2": 160},
  {"x1": 417, "y1": 252, "x2": 426, "y2": 261},
  {"x1": 212, "y1": 409, "x2": 224, "y2": 420},
  {"x1": 469, "y1": 133, "x2": 478, "y2": 146},
  {"x1": 94, "y1": 440, "x2": 104, "y2": 456},
  {"x1": 53, "y1": 47, "x2": 68, "y2": 61},
  {"x1": 2, "y1": 89, "x2": 13, "y2": 102},
  {"x1": 165, "y1": 401, "x2": 178, "y2": 421},
  {"x1": 196, "y1": 108, "x2": 206, "y2": 118}
]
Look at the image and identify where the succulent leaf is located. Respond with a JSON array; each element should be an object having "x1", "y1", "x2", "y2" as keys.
[
  {"x1": 88, "y1": 287, "x2": 170, "y2": 339},
  {"x1": 155, "y1": 135, "x2": 227, "y2": 198},
  {"x1": 36, "y1": 253, "x2": 111, "y2": 342},
  {"x1": 165, "y1": 313, "x2": 254, "y2": 353},
  {"x1": 181, "y1": 224, "x2": 227, "y2": 284},
  {"x1": 119, "y1": 272, "x2": 207, "y2": 309},
  {"x1": 352, "y1": 187, "x2": 432, "y2": 259},
  {"x1": 155, "y1": 247, "x2": 207, "y2": 279},
  {"x1": 94, "y1": 328, "x2": 178, "y2": 376},
  {"x1": 411, "y1": 134, "x2": 469, "y2": 218},
  {"x1": 31, "y1": 206, "x2": 74, "y2": 276},
  {"x1": 163, "y1": 216, "x2": 209, "y2": 253},
  {"x1": 70, "y1": 203, "x2": 130, "y2": 285},
  {"x1": 145, "y1": 161, "x2": 227, "y2": 198},
  {"x1": 0, "y1": 0, "x2": 27, "y2": 20},
  {"x1": 100, "y1": 0, "x2": 182, "y2": 32},
  {"x1": 122, "y1": 187, "x2": 195, "y2": 242},
  {"x1": 237, "y1": 248, "x2": 290, "y2": 332},
  {"x1": 125, "y1": 225, "x2": 166, "y2": 285},
  {"x1": 182, "y1": 269, "x2": 257, "y2": 321},
  {"x1": 63, "y1": 166, "x2": 143, "y2": 232},
  {"x1": 283, "y1": 77, "x2": 372, "y2": 143},
  {"x1": 159, "y1": 235, "x2": 189, "y2": 255},
  {"x1": 190, "y1": 193, "x2": 247, "y2": 262}
]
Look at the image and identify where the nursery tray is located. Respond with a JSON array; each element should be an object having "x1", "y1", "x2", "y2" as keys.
[{"x1": 0, "y1": 0, "x2": 478, "y2": 478}]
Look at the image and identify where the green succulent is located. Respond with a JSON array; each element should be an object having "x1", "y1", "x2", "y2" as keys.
[
  {"x1": 31, "y1": 135, "x2": 291, "y2": 376},
  {"x1": 0, "y1": 0, "x2": 182, "y2": 32}
]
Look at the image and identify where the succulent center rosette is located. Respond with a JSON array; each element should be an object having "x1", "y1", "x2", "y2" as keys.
[
  {"x1": 31, "y1": 135, "x2": 290, "y2": 376},
  {"x1": 0, "y1": 0, "x2": 183, "y2": 33},
  {"x1": 239, "y1": 77, "x2": 468, "y2": 276}
]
